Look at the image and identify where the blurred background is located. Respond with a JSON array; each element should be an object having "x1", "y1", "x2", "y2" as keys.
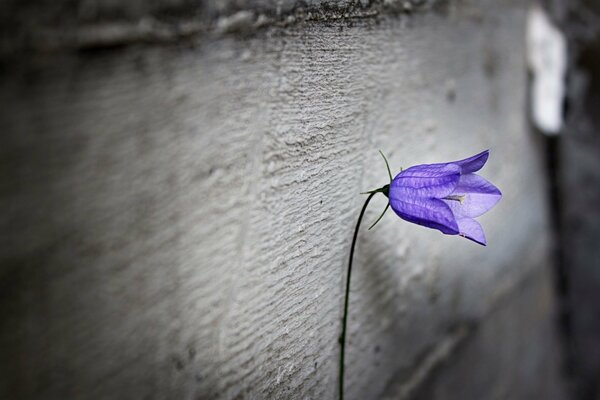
[{"x1": 1, "y1": 0, "x2": 599, "y2": 399}]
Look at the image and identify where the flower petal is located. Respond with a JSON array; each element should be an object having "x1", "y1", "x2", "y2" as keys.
[
  {"x1": 389, "y1": 195, "x2": 459, "y2": 235},
  {"x1": 444, "y1": 173, "x2": 502, "y2": 218},
  {"x1": 391, "y1": 163, "x2": 460, "y2": 199},
  {"x1": 456, "y1": 218, "x2": 487, "y2": 245},
  {"x1": 453, "y1": 150, "x2": 489, "y2": 173}
]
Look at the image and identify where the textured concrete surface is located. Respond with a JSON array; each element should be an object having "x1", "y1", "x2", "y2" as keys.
[
  {"x1": 0, "y1": 0, "x2": 439, "y2": 25},
  {"x1": 0, "y1": 0, "x2": 441, "y2": 54},
  {"x1": 410, "y1": 263, "x2": 565, "y2": 400},
  {"x1": 1, "y1": 0, "x2": 566, "y2": 399}
]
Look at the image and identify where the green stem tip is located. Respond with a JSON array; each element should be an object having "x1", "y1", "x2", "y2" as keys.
[{"x1": 379, "y1": 150, "x2": 393, "y2": 182}]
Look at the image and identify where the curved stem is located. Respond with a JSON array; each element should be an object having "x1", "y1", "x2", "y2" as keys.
[
  {"x1": 378, "y1": 150, "x2": 393, "y2": 182},
  {"x1": 368, "y1": 202, "x2": 389, "y2": 231},
  {"x1": 339, "y1": 192, "x2": 376, "y2": 400}
]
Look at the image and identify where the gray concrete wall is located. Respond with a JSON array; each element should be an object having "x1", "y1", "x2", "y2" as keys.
[{"x1": 1, "y1": 1, "x2": 567, "y2": 399}]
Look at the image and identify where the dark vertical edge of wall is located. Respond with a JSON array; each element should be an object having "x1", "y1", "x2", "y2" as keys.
[{"x1": 545, "y1": 1, "x2": 600, "y2": 399}]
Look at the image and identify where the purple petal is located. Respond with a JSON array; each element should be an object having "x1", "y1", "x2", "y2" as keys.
[
  {"x1": 391, "y1": 163, "x2": 460, "y2": 199},
  {"x1": 389, "y1": 195, "x2": 459, "y2": 235},
  {"x1": 453, "y1": 150, "x2": 489, "y2": 173},
  {"x1": 443, "y1": 174, "x2": 502, "y2": 218},
  {"x1": 456, "y1": 218, "x2": 487, "y2": 245}
]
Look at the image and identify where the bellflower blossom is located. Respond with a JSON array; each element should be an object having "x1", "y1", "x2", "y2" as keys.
[
  {"x1": 339, "y1": 150, "x2": 500, "y2": 400},
  {"x1": 387, "y1": 150, "x2": 501, "y2": 245}
]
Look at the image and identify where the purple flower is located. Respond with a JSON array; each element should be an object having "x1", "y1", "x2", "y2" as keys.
[{"x1": 387, "y1": 150, "x2": 501, "y2": 245}]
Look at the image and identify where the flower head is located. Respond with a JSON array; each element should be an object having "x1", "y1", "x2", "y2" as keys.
[{"x1": 386, "y1": 150, "x2": 501, "y2": 245}]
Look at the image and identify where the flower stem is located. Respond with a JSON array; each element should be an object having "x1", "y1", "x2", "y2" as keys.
[{"x1": 339, "y1": 191, "x2": 376, "y2": 400}]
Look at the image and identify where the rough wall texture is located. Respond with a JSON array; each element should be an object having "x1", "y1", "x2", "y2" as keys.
[
  {"x1": 0, "y1": 0, "x2": 440, "y2": 54},
  {"x1": 1, "y1": 1, "x2": 567, "y2": 399}
]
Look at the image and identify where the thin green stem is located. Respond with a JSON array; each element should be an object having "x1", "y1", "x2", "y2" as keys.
[
  {"x1": 368, "y1": 202, "x2": 389, "y2": 230},
  {"x1": 379, "y1": 150, "x2": 393, "y2": 182},
  {"x1": 360, "y1": 188, "x2": 386, "y2": 195},
  {"x1": 340, "y1": 192, "x2": 376, "y2": 400}
]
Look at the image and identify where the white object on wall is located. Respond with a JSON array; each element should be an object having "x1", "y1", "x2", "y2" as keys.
[{"x1": 527, "y1": 5, "x2": 567, "y2": 135}]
